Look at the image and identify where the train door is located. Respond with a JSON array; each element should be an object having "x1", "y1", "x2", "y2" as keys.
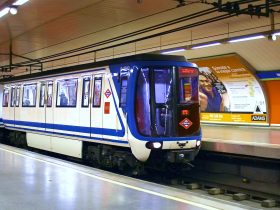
[
  {"x1": 37, "y1": 82, "x2": 47, "y2": 131},
  {"x1": 14, "y1": 85, "x2": 21, "y2": 125},
  {"x1": 80, "y1": 76, "x2": 91, "y2": 138},
  {"x1": 38, "y1": 81, "x2": 54, "y2": 132},
  {"x1": 91, "y1": 74, "x2": 104, "y2": 139},
  {"x1": 45, "y1": 81, "x2": 54, "y2": 133},
  {"x1": 10, "y1": 86, "x2": 16, "y2": 126},
  {"x1": 27, "y1": 81, "x2": 52, "y2": 151}
]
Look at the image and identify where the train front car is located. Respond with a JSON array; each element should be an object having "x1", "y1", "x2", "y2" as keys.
[{"x1": 115, "y1": 55, "x2": 201, "y2": 164}]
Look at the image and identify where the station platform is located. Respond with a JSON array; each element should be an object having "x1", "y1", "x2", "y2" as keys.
[
  {"x1": 201, "y1": 124, "x2": 280, "y2": 159},
  {"x1": 0, "y1": 144, "x2": 254, "y2": 210}
]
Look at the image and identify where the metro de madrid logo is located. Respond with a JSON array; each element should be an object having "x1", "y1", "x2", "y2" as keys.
[
  {"x1": 179, "y1": 118, "x2": 193, "y2": 129},
  {"x1": 104, "y1": 89, "x2": 111, "y2": 98}
]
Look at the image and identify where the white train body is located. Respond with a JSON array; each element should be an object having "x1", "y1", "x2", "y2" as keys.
[{"x1": 0, "y1": 55, "x2": 201, "y2": 164}]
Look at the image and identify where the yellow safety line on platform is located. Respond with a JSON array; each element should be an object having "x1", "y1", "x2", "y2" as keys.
[{"x1": 0, "y1": 146, "x2": 219, "y2": 210}]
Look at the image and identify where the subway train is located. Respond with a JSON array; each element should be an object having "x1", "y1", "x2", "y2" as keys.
[{"x1": 0, "y1": 54, "x2": 201, "y2": 170}]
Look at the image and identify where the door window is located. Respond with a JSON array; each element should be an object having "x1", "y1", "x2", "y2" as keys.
[
  {"x1": 15, "y1": 86, "x2": 20, "y2": 107},
  {"x1": 39, "y1": 83, "x2": 46, "y2": 107},
  {"x1": 10, "y1": 87, "x2": 16, "y2": 107},
  {"x1": 2, "y1": 88, "x2": 9, "y2": 107},
  {"x1": 82, "y1": 77, "x2": 91, "y2": 107},
  {"x1": 47, "y1": 82, "x2": 53, "y2": 107},
  {"x1": 93, "y1": 77, "x2": 102, "y2": 107}
]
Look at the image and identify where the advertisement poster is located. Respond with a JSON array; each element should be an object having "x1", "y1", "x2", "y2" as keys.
[{"x1": 191, "y1": 54, "x2": 268, "y2": 125}]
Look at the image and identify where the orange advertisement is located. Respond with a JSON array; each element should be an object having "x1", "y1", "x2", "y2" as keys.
[{"x1": 191, "y1": 54, "x2": 268, "y2": 125}]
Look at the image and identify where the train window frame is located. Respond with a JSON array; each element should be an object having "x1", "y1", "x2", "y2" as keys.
[
  {"x1": 56, "y1": 78, "x2": 78, "y2": 108},
  {"x1": 92, "y1": 77, "x2": 102, "y2": 108},
  {"x1": 10, "y1": 87, "x2": 16, "y2": 107},
  {"x1": 47, "y1": 82, "x2": 53, "y2": 107},
  {"x1": 2, "y1": 88, "x2": 9, "y2": 107},
  {"x1": 15, "y1": 86, "x2": 21, "y2": 107},
  {"x1": 81, "y1": 77, "x2": 91, "y2": 108},
  {"x1": 22, "y1": 83, "x2": 37, "y2": 107},
  {"x1": 39, "y1": 83, "x2": 46, "y2": 107}
]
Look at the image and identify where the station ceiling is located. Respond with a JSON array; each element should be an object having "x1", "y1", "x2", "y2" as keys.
[{"x1": 0, "y1": 0, "x2": 279, "y2": 74}]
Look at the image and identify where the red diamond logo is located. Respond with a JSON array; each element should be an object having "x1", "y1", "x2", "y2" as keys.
[
  {"x1": 104, "y1": 89, "x2": 111, "y2": 98},
  {"x1": 179, "y1": 118, "x2": 192, "y2": 129}
]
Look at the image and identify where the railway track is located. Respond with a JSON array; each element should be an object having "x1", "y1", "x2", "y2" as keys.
[{"x1": 143, "y1": 151, "x2": 280, "y2": 209}]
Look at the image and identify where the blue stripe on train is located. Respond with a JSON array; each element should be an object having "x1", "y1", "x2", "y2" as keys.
[
  {"x1": 5, "y1": 125, "x2": 128, "y2": 144},
  {"x1": 3, "y1": 119, "x2": 124, "y2": 137}
]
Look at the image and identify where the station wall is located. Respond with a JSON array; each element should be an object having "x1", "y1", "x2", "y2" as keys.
[{"x1": 259, "y1": 75, "x2": 280, "y2": 126}]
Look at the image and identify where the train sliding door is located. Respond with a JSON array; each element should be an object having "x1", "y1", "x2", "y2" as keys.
[
  {"x1": 27, "y1": 81, "x2": 52, "y2": 151},
  {"x1": 80, "y1": 76, "x2": 91, "y2": 138},
  {"x1": 91, "y1": 74, "x2": 104, "y2": 139},
  {"x1": 45, "y1": 81, "x2": 54, "y2": 133},
  {"x1": 37, "y1": 82, "x2": 47, "y2": 132},
  {"x1": 9, "y1": 86, "x2": 16, "y2": 126}
]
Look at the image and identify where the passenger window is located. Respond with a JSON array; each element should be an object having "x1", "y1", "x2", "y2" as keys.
[
  {"x1": 93, "y1": 77, "x2": 102, "y2": 107},
  {"x1": 15, "y1": 86, "x2": 20, "y2": 107},
  {"x1": 56, "y1": 79, "x2": 78, "y2": 107},
  {"x1": 120, "y1": 76, "x2": 128, "y2": 107},
  {"x1": 82, "y1": 77, "x2": 91, "y2": 107},
  {"x1": 39, "y1": 83, "x2": 46, "y2": 107},
  {"x1": 47, "y1": 82, "x2": 53, "y2": 107},
  {"x1": 22, "y1": 84, "x2": 37, "y2": 107},
  {"x1": 2, "y1": 88, "x2": 9, "y2": 107},
  {"x1": 10, "y1": 87, "x2": 16, "y2": 107}
]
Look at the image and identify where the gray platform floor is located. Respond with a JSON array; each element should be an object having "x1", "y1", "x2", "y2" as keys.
[
  {"x1": 0, "y1": 144, "x2": 254, "y2": 210},
  {"x1": 201, "y1": 124, "x2": 280, "y2": 159}
]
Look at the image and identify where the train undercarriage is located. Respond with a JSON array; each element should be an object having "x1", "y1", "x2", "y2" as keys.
[{"x1": 0, "y1": 128, "x2": 197, "y2": 176}]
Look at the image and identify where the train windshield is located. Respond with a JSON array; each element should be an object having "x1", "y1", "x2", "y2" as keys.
[{"x1": 135, "y1": 66, "x2": 200, "y2": 137}]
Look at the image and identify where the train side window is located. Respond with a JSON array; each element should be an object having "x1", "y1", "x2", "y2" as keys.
[
  {"x1": 82, "y1": 77, "x2": 91, "y2": 107},
  {"x1": 39, "y1": 83, "x2": 46, "y2": 107},
  {"x1": 22, "y1": 84, "x2": 37, "y2": 107},
  {"x1": 93, "y1": 77, "x2": 102, "y2": 107},
  {"x1": 56, "y1": 79, "x2": 78, "y2": 107},
  {"x1": 2, "y1": 88, "x2": 9, "y2": 107},
  {"x1": 47, "y1": 82, "x2": 53, "y2": 107},
  {"x1": 10, "y1": 87, "x2": 16, "y2": 107},
  {"x1": 120, "y1": 76, "x2": 128, "y2": 107},
  {"x1": 15, "y1": 86, "x2": 21, "y2": 107}
]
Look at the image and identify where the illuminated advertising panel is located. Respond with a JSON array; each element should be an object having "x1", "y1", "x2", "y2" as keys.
[{"x1": 191, "y1": 54, "x2": 268, "y2": 125}]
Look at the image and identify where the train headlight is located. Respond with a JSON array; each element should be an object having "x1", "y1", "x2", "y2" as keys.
[
  {"x1": 196, "y1": 140, "x2": 201, "y2": 147},
  {"x1": 145, "y1": 142, "x2": 162, "y2": 149}
]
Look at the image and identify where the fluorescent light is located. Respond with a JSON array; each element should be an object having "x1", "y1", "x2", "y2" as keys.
[
  {"x1": 161, "y1": 48, "x2": 186, "y2": 54},
  {"x1": 0, "y1": 7, "x2": 9, "y2": 18},
  {"x1": 13, "y1": 0, "x2": 29, "y2": 6},
  {"x1": 273, "y1": 32, "x2": 280, "y2": 36},
  {"x1": 228, "y1": 35, "x2": 265, "y2": 43},
  {"x1": 191, "y1": 42, "x2": 221, "y2": 49}
]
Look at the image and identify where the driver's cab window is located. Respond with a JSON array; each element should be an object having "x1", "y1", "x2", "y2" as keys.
[{"x1": 154, "y1": 68, "x2": 174, "y2": 136}]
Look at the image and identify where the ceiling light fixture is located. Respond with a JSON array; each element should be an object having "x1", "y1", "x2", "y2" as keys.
[
  {"x1": 13, "y1": 0, "x2": 29, "y2": 6},
  {"x1": 0, "y1": 7, "x2": 10, "y2": 18},
  {"x1": 228, "y1": 35, "x2": 265, "y2": 43},
  {"x1": 9, "y1": 6, "x2": 18, "y2": 15},
  {"x1": 161, "y1": 48, "x2": 186, "y2": 54},
  {"x1": 191, "y1": 42, "x2": 221, "y2": 49}
]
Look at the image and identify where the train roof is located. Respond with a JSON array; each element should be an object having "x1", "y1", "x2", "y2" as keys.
[{"x1": 0, "y1": 54, "x2": 187, "y2": 83}]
